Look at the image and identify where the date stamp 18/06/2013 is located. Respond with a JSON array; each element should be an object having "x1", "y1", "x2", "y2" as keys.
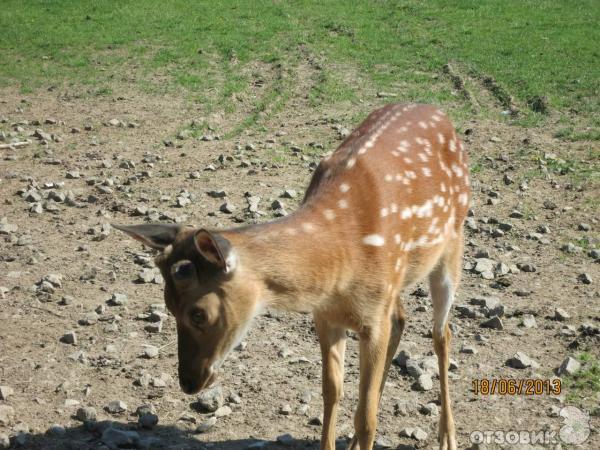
[{"x1": 471, "y1": 378, "x2": 562, "y2": 396}]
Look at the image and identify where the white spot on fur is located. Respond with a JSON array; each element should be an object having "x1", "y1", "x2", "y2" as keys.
[
  {"x1": 403, "y1": 157, "x2": 413, "y2": 164},
  {"x1": 418, "y1": 121, "x2": 428, "y2": 129},
  {"x1": 418, "y1": 153, "x2": 428, "y2": 162},
  {"x1": 398, "y1": 140, "x2": 410, "y2": 152},
  {"x1": 449, "y1": 139, "x2": 457, "y2": 152},
  {"x1": 437, "y1": 132, "x2": 445, "y2": 145},
  {"x1": 362, "y1": 234, "x2": 385, "y2": 246},
  {"x1": 415, "y1": 200, "x2": 433, "y2": 218},
  {"x1": 384, "y1": 174, "x2": 393, "y2": 182},
  {"x1": 400, "y1": 207, "x2": 412, "y2": 220},
  {"x1": 302, "y1": 223, "x2": 316, "y2": 233},
  {"x1": 422, "y1": 167, "x2": 432, "y2": 177},
  {"x1": 323, "y1": 209, "x2": 336, "y2": 221},
  {"x1": 458, "y1": 192, "x2": 469, "y2": 206},
  {"x1": 338, "y1": 199, "x2": 349, "y2": 209},
  {"x1": 451, "y1": 163, "x2": 464, "y2": 177},
  {"x1": 380, "y1": 208, "x2": 389, "y2": 218},
  {"x1": 394, "y1": 234, "x2": 401, "y2": 244},
  {"x1": 395, "y1": 257, "x2": 402, "y2": 272},
  {"x1": 390, "y1": 202, "x2": 398, "y2": 213},
  {"x1": 346, "y1": 158, "x2": 356, "y2": 169},
  {"x1": 339, "y1": 183, "x2": 350, "y2": 193}
]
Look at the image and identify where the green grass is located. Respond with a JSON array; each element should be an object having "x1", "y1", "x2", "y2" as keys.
[
  {"x1": 1, "y1": 1, "x2": 598, "y2": 128},
  {"x1": 564, "y1": 353, "x2": 600, "y2": 409}
]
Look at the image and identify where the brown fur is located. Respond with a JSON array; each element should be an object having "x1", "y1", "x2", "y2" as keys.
[{"x1": 114, "y1": 103, "x2": 470, "y2": 450}]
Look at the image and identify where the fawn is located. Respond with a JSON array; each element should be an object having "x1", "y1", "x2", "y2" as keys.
[{"x1": 114, "y1": 103, "x2": 470, "y2": 450}]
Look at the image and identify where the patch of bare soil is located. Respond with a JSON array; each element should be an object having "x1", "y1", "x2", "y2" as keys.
[{"x1": 0, "y1": 78, "x2": 598, "y2": 450}]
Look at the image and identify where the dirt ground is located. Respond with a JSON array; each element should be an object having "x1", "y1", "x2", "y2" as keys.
[{"x1": 0, "y1": 77, "x2": 598, "y2": 450}]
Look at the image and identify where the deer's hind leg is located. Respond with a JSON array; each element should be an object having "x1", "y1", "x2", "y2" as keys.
[{"x1": 429, "y1": 235, "x2": 463, "y2": 450}]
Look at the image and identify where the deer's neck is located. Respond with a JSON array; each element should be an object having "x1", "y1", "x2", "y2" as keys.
[{"x1": 226, "y1": 206, "x2": 350, "y2": 313}]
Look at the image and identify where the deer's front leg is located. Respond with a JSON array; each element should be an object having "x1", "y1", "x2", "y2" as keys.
[
  {"x1": 314, "y1": 315, "x2": 347, "y2": 450},
  {"x1": 348, "y1": 316, "x2": 392, "y2": 450}
]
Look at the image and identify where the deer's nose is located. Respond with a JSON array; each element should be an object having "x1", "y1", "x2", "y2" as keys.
[{"x1": 179, "y1": 376, "x2": 200, "y2": 394}]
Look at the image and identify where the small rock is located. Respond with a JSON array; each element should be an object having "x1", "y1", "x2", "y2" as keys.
[
  {"x1": 108, "y1": 293, "x2": 128, "y2": 306},
  {"x1": 557, "y1": 356, "x2": 581, "y2": 376},
  {"x1": 47, "y1": 424, "x2": 66, "y2": 436},
  {"x1": 135, "y1": 404, "x2": 156, "y2": 416},
  {"x1": 399, "y1": 427, "x2": 415, "y2": 438},
  {"x1": 509, "y1": 210, "x2": 524, "y2": 219},
  {"x1": 76, "y1": 406, "x2": 97, "y2": 422},
  {"x1": 419, "y1": 402, "x2": 439, "y2": 416},
  {"x1": 481, "y1": 316, "x2": 504, "y2": 330},
  {"x1": 214, "y1": 405, "x2": 232, "y2": 418},
  {"x1": 282, "y1": 189, "x2": 297, "y2": 199},
  {"x1": 144, "y1": 322, "x2": 163, "y2": 333},
  {"x1": 518, "y1": 263, "x2": 537, "y2": 273},
  {"x1": 412, "y1": 427, "x2": 428, "y2": 441},
  {"x1": 79, "y1": 312, "x2": 99, "y2": 326},
  {"x1": 105, "y1": 400, "x2": 127, "y2": 414},
  {"x1": 176, "y1": 196, "x2": 190, "y2": 207},
  {"x1": 196, "y1": 416, "x2": 217, "y2": 433},
  {"x1": 561, "y1": 243, "x2": 581, "y2": 254},
  {"x1": 138, "y1": 413, "x2": 159, "y2": 429},
  {"x1": 279, "y1": 404, "x2": 292, "y2": 415},
  {"x1": 460, "y1": 345, "x2": 477, "y2": 354},
  {"x1": 0, "y1": 405, "x2": 15, "y2": 425},
  {"x1": 60, "y1": 331, "x2": 77, "y2": 345},
  {"x1": 276, "y1": 433, "x2": 295, "y2": 445},
  {"x1": 44, "y1": 273, "x2": 63, "y2": 287},
  {"x1": 220, "y1": 202, "x2": 235, "y2": 214},
  {"x1": 207, "y1": 190, "x2": 227, "y2": 198},
  {"x1": 0, "y1": 386, "x2": 14, "y2": 401},
  {"x1": 413, "y1": 374, "x2": 433, "y2": 391},
  {"x1": 405, "y1": 359, "x2": 424, "y2": 378},
  {"x1": 138, "y1": 268, "x2": 162, "y2": 284},
  {"x1": 521, "y1": 315, "x2": 537, "y2": 328},
  {"x1": 375, "y1": 436, "x2": 392, "y2": 448},
  {"x1": 577, "y1": 223, "x2": 591, "y2": 231},
  {"x1": 554, "y1": 308, "x2": 570, "y2": 321},
  {"x1": 473, "y1": 258, "x2": 495, "y2": 274},
  {"x1": 195, "y1": 385, "x2": 224, "y2": 412},
  {"x1": 101, "y1": 427, "x2": 139, "y2": 449},
  {"x1": 506, "y1": 352, "x2": 539, "y2": 369},
  {"x1": 0, "y1": 433, "x2": 9, "y2": 449},
  {"x1": 307, "y1": 414, "x2": 321, "y2": 424},
  {"x1": 143, "y1": 345, "x2": 159, "y2": 359},
  {"x1": 578, "y1": 273, "x2": 592, "y2": 285}
]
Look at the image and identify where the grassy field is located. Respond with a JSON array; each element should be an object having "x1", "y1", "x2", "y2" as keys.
[{"x1": 2, "y1": 0, "x2": 598, "y2": 130}]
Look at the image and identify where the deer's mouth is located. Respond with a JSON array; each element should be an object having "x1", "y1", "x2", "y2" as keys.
[{"x1": 179, "y1": 368, "x2": 216, "y2": 394}]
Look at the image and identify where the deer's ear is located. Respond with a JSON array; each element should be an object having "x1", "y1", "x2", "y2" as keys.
[
  {"x1": 194, "y1": 229, "x2": 237, "y2": 273},
  {"x1": 112, "y1": 223, "x2": 182, "y2": 250}
]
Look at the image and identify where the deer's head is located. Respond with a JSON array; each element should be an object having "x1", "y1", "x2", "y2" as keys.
[{"x1": 113, "y1": 224, "x2": 262, "y2": 394}]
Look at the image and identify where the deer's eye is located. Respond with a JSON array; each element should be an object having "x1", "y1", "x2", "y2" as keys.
[
  {"x1": 172, "y1": 260, "x2": 194, "y2": 280},
  {"x1": 191, "y1": 309, "x2": 208, "y2": 328}
]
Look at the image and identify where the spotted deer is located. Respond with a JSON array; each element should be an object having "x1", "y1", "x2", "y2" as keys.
[{"x1": 114, "y1": 103, "x2": 470, "y2": 450}]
